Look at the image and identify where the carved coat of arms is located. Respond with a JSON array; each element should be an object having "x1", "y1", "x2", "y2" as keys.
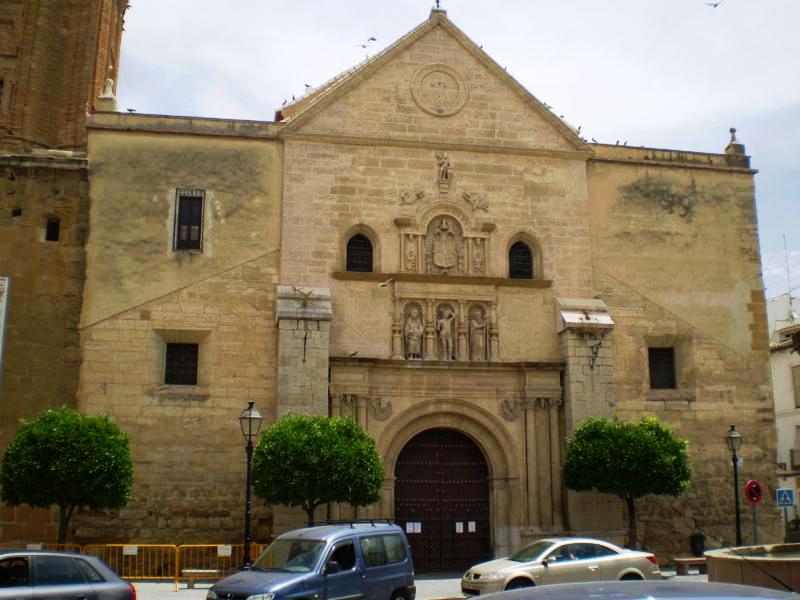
[{"x1": 432, "y1": 217, "x2": 457, "y2": 269}]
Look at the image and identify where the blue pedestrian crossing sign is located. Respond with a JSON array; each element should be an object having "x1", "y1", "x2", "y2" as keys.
[{"x1": 777, "y1": 488, "x2": 795, "y2": 507}]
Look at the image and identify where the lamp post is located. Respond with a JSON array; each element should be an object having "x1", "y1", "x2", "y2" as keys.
[
  {"x1": 725, "y1": 424, "x2": 743, "y2": 546},
  {"x1": 239, "y1": 401, "x2": 263, "y2": 567}
]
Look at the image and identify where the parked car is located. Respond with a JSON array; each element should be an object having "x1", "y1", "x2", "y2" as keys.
[
  {"x1": 461, "y1": 537, "x2": 660, "y2": 595},
  {"x1": 207, "y1": 522, "x2": 415, "y2": 600},
  {"x1": 480, "y1": 580, "x2": 796, "y2": 600},
  {"x1": 0, "y1": 550, "x2": 135, "y2": 600}
]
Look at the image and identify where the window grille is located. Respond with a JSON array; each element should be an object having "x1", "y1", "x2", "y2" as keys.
[
  {"x1": 346, "y1": 234, "x2": 373, "y2": 272},
  {"x1": 648, "y1": 347, "x2": 676, "y2": 389},
  {"x1": 174, "y1": 188, "x2": 205, "y2": 251},
  {"x1": 509, "y1": 241, "x2": 533, "y2": 279},
  {"x1": 164, "y1": 343, "x2": 198, "y2": 385}
]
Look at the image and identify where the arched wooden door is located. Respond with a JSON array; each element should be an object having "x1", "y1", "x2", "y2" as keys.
[{"x1": 394, "y1": 428, "x2": 490, "y2": 572}]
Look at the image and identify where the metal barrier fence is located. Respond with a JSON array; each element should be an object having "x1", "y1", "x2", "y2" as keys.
[
  {"x1": 2, "y1": 542, "x2": 272, "y2": 590},
  {"x1": 83, "y1": 544, "x2": 179, "y2": 586}
]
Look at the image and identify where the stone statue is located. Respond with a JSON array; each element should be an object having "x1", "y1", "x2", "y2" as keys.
[
  {"x1": 404, "y1": 306, "x2": 424, "y2": 359},
  {"x1": 101, "y1": 78, "x2": 115, "y2": 98},
  {"x1": 469, "y1": 308, "x2": 487, "y2": 360},
  {"x1": 436, "y1": 306, "x2": 456, "y2": 360},
  {"x1": 436, "y1": 152, "x2": 453, "y2": 183},
  {"x1": 405, "y1": 234, "x2": 417, "y2": 272}
]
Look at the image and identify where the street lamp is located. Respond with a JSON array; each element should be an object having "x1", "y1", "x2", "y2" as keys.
[
  {"x1": 725, "y1": 424, "x2": 743, "y2": 546},
  {"x1": 239, "y1": 401, "x2": 263, "y2": 567}
]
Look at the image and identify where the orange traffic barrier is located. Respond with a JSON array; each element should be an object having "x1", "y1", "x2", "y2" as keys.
[
  {"x1": 177, "y1": 543, "x2": 271, "y2": 588},
  {"x1": 83, "y1": 544, "x2": 179, "y2": 588}
]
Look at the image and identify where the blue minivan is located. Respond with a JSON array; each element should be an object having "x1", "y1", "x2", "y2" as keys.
[{"x1": 207, "y1": 522, "x2": 415, "y2": 600}]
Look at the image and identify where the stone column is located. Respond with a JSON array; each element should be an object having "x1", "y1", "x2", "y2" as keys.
[
  {"x1": 391, "y1": 298, "x2": 403, "y2": 359},
  {"x1": 275, "y1": 285, "x2": 333, "y2": 417},
  {"x1": 535, "y1": 400, "x2": 553, "y2": 530},
  {"x1": 489, "y1": 302, "x2": 499, "y2": 360},
  {"x1": 524, "y1": 402, "x2": 540, "y2": 530},
  {"x1": 549, "y1": 398, "x2": 565, "y2": 530},
  {"x1": 424, "y1": 299, "x2": 436, "y2": 359},
  {"x1": 457, "y1": 300, "x2": 468, "y2": 360}
]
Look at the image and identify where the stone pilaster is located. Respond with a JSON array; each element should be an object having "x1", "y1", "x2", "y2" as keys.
[{"x1": 275, "y1": 285, "x2": 332, "y2": 417}]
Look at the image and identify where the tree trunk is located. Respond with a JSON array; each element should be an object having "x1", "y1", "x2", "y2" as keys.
[
  {"x1": 57, "y1": 503, "x2": 74, "y2": 545},
  {"x1": 304, "y1": 501, "x2": 319, "y2": 526},
  {"x1": 625, "y1": 494, "x2": 637, "y2": 549}
]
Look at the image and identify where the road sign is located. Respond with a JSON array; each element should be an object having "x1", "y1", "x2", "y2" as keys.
[
  {"x1": 777, "y1": 488, "x2": 795, "y2": 507},
  {"x1": 745, "y1": 480, "x2": 763, "y2": 505}
]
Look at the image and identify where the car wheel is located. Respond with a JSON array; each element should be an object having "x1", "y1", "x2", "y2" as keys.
[
  {"x1": 390, "y1": 591, "x2": 407, "y2": 600},
  {"x1": 505, "y1": 578, "x2": 534, "y2": 590},
  {"x1": 621, "y1": 573, "x2": 643, "y2": 581}
]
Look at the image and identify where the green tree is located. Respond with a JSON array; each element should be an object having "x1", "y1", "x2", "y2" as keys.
[
  {"x1": 0, "y1": 407, "x2": 133, "y2": 543},
  {"x1": 564, "y1": 416, "x2": 691, "y2": 548},
  {"x1": 252, "y1": 414, "x2": 384, "y2": 523}
]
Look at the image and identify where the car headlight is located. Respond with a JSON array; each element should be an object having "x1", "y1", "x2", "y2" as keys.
[
  {"x1": 246, "y1": 594, "x2": 275, "y2": 600},
  {"x1": 481, "y1": 572, "x2": 503, "y2": 580}
]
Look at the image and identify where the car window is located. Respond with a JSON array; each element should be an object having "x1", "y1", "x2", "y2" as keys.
[
  {"x1": 253, "y1": 539, "x2": 326, "y2": 573},
  {"x1": 0, "y1": 557, "x2": 29, "y2": 587},
  {"x1": 330, "y1": 541, "x2": 357, "y2": 571},
  {"x1": 546, "y1": 544, "x2": 579, "y2": 563},
  {"x1": 582, "y1": 544, "x2": 617, "y2": 558},
  {"x1": 383, "y1": 535, "x2": 407, "y2": 563},
  {"x1": 359, "y1": 535, "x2": 407, "y2": 568},
  {"x1": 75, "y1": 559, "x2": 105, "y2": 583},
  {"x1": 34, "y1": 556, "x2": 86, "y2": 585},
  {"x1": 510, "y1": 541, "x2": 554, "y2": 562}
]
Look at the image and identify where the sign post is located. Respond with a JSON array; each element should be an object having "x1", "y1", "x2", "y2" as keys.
[
  {"x1": 745, "y1": 480, "x2": 763, "y2": 544},
  {"x1": 777, "y1": 488, "x2": 795, "y2": 536}
]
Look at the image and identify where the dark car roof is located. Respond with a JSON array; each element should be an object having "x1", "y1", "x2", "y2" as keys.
[
  {"x1": 277, "y1": 523, "x2": 404, "y2": 543},
  {"x1": 484, "y1": 581, "x2": 795, "y2": 600}
]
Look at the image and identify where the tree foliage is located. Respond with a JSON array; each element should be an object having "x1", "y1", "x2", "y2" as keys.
[
  {"x1": 564, "y1": 416, "x2": 691, "y2": 547},
  {"x1": 0, "y1": 407, "x2": 134, "y2": 543},
  {"x1": 252, "y1": 415, "x2": 384, "y2": 522}
]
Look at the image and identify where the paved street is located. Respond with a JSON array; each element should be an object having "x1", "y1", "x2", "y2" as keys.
[{"x1": 131, "y1": 569, "x2": 707, "y2": 600}]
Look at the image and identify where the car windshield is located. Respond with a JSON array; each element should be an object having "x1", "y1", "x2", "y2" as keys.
[
  {"x1": 252, "y1": 539, "x2": 326, "y2": 573},
  {"x1": 509, "y1": 541, "x2": 555, "y2": 562}
]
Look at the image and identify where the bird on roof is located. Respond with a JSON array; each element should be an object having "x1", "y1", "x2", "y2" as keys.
[
  {"x1": 367, "y1": 36, "x2": 377, "y2": 42},
  {"x1": 591, "y1": 137, "x2": 598, "y2": 143},
  {"x1": 282, "y1": 99, "x2": 287, "y2": 106},
  {"x1": 304, "y1": 83, "x2": 311, "y2": 89},
  {"x1": 126, "y1": 108, "x2": 136, "y2": 113}
]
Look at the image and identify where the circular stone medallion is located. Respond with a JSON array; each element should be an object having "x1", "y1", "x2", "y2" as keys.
[{"x1": 411, "y1": 64, "x2": 469, "y2": 117}]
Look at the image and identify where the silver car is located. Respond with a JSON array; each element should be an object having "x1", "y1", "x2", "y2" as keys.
[{"x1": 461, "y1": 537, "x2": 661, "y2": 595}]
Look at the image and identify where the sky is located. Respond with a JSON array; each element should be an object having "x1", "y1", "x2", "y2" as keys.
[{"x1": 116, "y1": 0, "x2": 800, "y2": 299}]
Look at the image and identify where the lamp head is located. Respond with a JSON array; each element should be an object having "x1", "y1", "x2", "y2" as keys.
[
  {"x1": 725, "y1": 424, "x2": 743, "y2": 453},
  {"x1": 239, "y1": 401, "x2": 264, "y2": 441}
]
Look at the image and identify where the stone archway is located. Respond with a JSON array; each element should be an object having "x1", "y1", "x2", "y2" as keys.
[{"x1": 395, "y1": 427, "x2": 490, "y2": 572}]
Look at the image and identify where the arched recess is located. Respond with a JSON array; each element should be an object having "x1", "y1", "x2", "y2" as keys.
[
  {"x1": 342, "y1": 224, "x2": 380, "y2": 272},
  {"x1": 505, "y1": 232, "x2": 544, "y2": 279},
  {"x1": 378, "y1": 399, "x2": 524, "y2": 560}
]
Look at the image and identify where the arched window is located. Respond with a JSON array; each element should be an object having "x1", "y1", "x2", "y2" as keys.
[
  {"x1": 509, "y1": 241, "x2": 533, "y2": 279},
  {"x1": 346, "y1": 234, "x2": 373, "y2": 272}
]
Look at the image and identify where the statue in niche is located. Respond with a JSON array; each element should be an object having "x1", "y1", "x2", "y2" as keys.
[
  {"x1": 436, "y1": 152, "x2": 453, "y2": 186},
  {"x1": 472, "y1": 238, "x2": 484, "y2": 274},
  {"x1": 436, "y1": 305, "x2": 457, "y2": 360},
  {"x1": 468, "y1": 306, "x2": 487, "y2": 361},
  {"x1": 404, "y1": 305, "x2": 424, "y2": 359},
  {"x1": 101, "y1": 78, "x2": 115, "y2": 98},
  {"x1": 405, "y1": 234, "x2": 417, "y2": 272}
]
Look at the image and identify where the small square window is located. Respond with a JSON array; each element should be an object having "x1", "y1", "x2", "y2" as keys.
[
  {"x1": 164, "y1": 343, "x2": 198, "y2": 385},
  {"x1": 648, "y1": 347, "x2": 676, "y2": 389},
  {"x1": 174, "y1": 188, "x2": 204, "y2": 251},
  {"x1": 45, "y1": 218, "x2": 60, "y2": 242}
]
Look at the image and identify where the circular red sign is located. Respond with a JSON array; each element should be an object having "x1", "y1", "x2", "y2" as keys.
[{"x1": 745, "y1": 479, "x2": 763, "y2": 505}]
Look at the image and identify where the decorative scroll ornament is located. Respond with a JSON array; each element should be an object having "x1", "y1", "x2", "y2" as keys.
[
  {"x1": 463, "y1": 191, "x2": 489, "y2": 212},
  {"x1": 400, "y1": 189, "x2": 426, "y2": 205},
  {"x1": 368, "y1": 397, "x2": 392, "y2": 421}
]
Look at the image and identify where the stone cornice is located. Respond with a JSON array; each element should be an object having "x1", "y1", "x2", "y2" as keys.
[
  {"x1": 280, "y1": 131, "x2": 593, "y2": 161},
  {"x1": 331, "y1": 271, "x2": 552, "y2": 288}
]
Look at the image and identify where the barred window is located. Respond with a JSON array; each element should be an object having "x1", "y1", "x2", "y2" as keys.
[
  {"x1": 164, "y1": 343, "x2": 198, "y2": 385},
  {"x1": 346, "y1": 234, "x2": 373, "y2": 272},
  {"x1": 174, "y1": 188, "x2": 204, "y2": 251},
  {"x1": 509, "y1": 241, "x2": 533, "y2": 279},
  {"x1": 648, "y1": 347, "x2": 676, "y2": 389}
]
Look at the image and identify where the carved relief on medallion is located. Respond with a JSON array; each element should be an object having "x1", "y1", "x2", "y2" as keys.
[
  {"x1": 403, "y1": 301, "x2": 425, "y2": 360},
  {"x1": 368, "y1": 397, "x2": 392, "y2": 421},
  {"x1": 468, "y1": 304, "x2": 488, "y2": 361},
  {"x1": 425, "y1": 215, "x2": 464, "y2": 275},
  {"x1": 435, "y1": 303, "x2": 457, "y2": 360},
  {"x1": 411, "y1": 64, "x2": 470, "y2": 117}
]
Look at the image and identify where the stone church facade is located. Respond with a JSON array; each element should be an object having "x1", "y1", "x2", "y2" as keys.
[{"x1": 0, "y1": 3, "x2": 781, "y2": 565}]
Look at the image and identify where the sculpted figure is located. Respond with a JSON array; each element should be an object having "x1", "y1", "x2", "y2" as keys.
[
  {"x1": 404, "y1": 307, "x2": 424, "y2": 359},
  {"x1": 436, "y1": 306, "x2": 456, "y2": 360},
  {"x1": 469, "y1": 309, "x2": 487, "y2": 360},
  {"x1": 406, "y1": 234, "x2": 417, "y2": 272},
  {"x1": 436, "y1": 152, "x2": 453, "y2": 183},
  {"x1": 101, "y1": 78, "x2": 115, "y2": 97}
]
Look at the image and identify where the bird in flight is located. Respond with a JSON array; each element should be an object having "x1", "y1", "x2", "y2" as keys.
[{"x1": 706, "y1": 1, "x2": 723, "y2": 7}]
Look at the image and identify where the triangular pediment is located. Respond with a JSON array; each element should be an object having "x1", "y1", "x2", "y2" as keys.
[{"x1": 280, "y1": 11, "x2": 590, "y2": 155}]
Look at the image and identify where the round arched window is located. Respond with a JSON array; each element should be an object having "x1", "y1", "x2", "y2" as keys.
[
  {"x1": 346, "y1": 234, "x2": 373, "y2": 272},
  {"x1": 509, "y1": 241, "x2": 533, "y2": 279}
]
